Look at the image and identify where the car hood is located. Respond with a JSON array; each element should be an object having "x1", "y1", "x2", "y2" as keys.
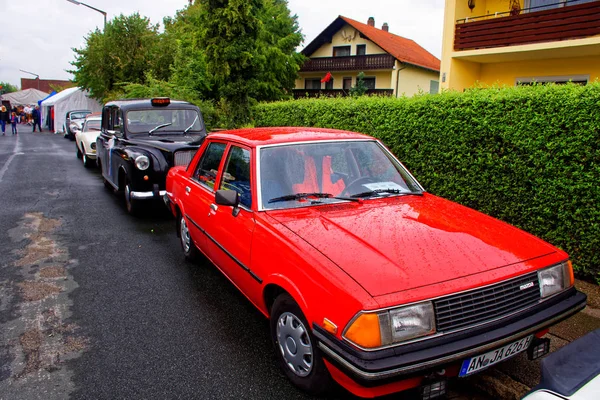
[
  {"x1": 80, "y1": 130, "x2": 101, "y2": 143},
  {"x1": 266, "y1": 194, "x2": 558, "y2": 297}
]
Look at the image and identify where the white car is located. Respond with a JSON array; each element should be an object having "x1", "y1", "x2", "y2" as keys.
[
  {"x1": 522, "y1": 329, "x2": 600, "y2": 400},
  {"x1": 75, "y1": 114, "x2": 102, "y2": 168}
]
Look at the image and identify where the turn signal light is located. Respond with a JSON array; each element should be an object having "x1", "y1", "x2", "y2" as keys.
[
  {"x1": 323, "y1": 318, "x2": 338, "y2": 335},
  {"x1": 344, "y1": 313, "x2": 381, "y2": 349},
  {"x1": 567, "y1": 260, "x2": 575, "y2": 286},
  {"x1": 143, "y1": 175, "x2": 149, "y2": 181}
]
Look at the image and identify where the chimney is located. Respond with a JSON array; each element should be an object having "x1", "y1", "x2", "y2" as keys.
[
  {"x1": 382, "y1": 22, "x2": 389, "y2": 32},
  {"x1": 367, "y1": 17, "x2": 375, "y2": 27}
]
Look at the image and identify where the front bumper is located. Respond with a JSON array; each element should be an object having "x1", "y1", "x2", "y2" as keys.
[
  {"x1": 130, "y1": 184, "x2": 167, "y2": 200},
  {"x1": 315, "y1": 288, "x2": 586, "y2": 386}
]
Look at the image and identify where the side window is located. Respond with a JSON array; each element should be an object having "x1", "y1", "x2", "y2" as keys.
[
  {"x1": 219, "y1": 146, "x2": 252, "y2": 208},
  {"x1": 193, "y1": 142, "x2": 227, "y2": 190}
]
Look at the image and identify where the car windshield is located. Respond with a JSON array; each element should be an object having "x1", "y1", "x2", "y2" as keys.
[
  {"x1": 126, "y1": 109, "x2": 203, "y2": 134},
  {"x1": 83, "y1": 120, "x2": 101, "y2": 131},
  {"x1": 71, "y1": 112, "x2": 91, "y2": 120},
  {"x1": 259, "y1": 141, "x2": 423, "y2": 210}
]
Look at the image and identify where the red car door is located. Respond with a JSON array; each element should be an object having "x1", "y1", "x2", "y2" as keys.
[
  {"x1": 202, "y1": 144, "x2": 260, "y2": 301},
  {"x1": 184, "y1": 141, "x2": 228, "y2": 253}
]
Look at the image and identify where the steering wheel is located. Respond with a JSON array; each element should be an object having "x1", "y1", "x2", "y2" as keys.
[{"x1": 341, "y1": 177, "x2": 376, "y2": 197}]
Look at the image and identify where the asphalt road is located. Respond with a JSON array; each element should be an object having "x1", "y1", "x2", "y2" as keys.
[{"x1": 0, "y1": 130, "x2": 489, "y2": 400}]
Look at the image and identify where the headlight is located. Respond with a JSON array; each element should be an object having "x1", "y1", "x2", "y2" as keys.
[
  {"x1": 70, "y1": 123, "x2": 80, "y2": 132},
  {"x1": 91, "y1": 142, "x2": 96, "y2": 150},
  {"x1": 538, "y1": 261, "x2": 573, "y2": 299},
  {"x1": 135, "y1": 155, "x2": 150, "y2": 170},
  {"x1": 344, "y1": 301, "x2": 436, "y2": 349}
]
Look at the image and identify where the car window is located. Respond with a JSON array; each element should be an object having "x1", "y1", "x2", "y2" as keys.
[
  {"x1": 84, "y1": 120, "x2": 101, "y2": 131},
  {"x1": 219, "y1": 146, "x2": 252, "y2": 208},
  {"x1": 260, "y1": 141, "x2": 422, "y2": 209},
  {"x1": 71, "y1": 112, "x2": 90, "y2": 120},
  {"x1": 126, "y1": 109, "x2": 203, "y2": 134},
  {"x1": 193, "y1": 142, "x2": 227, "y2": 190}
]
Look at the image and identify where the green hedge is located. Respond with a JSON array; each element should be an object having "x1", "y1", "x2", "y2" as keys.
[{"x1": 253, "y1": 84, "x2": 600, "y2": 283}]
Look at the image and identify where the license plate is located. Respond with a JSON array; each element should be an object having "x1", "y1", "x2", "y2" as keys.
[{"x1": 459, "y1": 335, "x2": 533, "y2": 377}]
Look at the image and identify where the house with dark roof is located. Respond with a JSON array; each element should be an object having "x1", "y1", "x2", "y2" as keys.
[{"x1": 294, "y1": 16, "x2": 441, "y2": 98}]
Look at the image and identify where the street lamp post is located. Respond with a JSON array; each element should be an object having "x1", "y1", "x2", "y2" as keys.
[
  {"x1": 66, "y1": 0, "x2": 107, "y2": 30},
  {"x1": 19, "y1": 69, "x2": 40, "y2": 90}
]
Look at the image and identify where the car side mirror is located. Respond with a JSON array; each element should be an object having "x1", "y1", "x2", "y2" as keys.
[
  {"x1": 215, "y1": 190, "x2": 240, "y2": 207},
  {"x1": 215, "y1": 190, "x2": 241, "y2": 217}
]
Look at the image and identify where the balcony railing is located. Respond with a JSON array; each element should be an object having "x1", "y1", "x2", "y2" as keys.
[
  {"x1": 299, "y1": 54, "x2": 395, "y2": 72},
  {"x1": 292, "y1": 89, "x2": 394, "y2": 99},
  {"x1": 454, "y1": 1, "x2": 600, "y2": 51}
]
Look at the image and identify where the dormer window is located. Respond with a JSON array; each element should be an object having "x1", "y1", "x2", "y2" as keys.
[{"x1": 333, "y1": 46, "x2": 351, "y2": 57}]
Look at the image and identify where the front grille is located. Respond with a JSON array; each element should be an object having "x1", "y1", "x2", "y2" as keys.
[
  {"x1": 433, "y1": 272, "x2": 540, "y2": 333},
  {"x1": 174, "y1": 150, "x2": 196, "y2": 167}
]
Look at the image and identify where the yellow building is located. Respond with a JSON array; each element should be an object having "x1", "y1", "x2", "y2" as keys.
[
  {"x1": 440, "y1": 0, "x2": 600, "y2": 90},
  {"x1": 294, "y1": 16, "x2": 440, "y2": 98}
]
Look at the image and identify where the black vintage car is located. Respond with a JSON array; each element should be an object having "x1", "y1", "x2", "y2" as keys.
[{"x1": 97, "y1": 98, "x2": 206, "y2": 214}]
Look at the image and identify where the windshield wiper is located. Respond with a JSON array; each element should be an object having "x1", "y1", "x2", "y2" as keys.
[
  {"x1": 149, "y1": 122, "x2": 173, "y2": 135},
  {"x1": 184, "y1": 115, "x2": 199, "y2": 134},
  {"x1": 350, "y1": 188, "x2": 422, "y2": 198},
  {"x1": 268, "y1": 192, "x2": 359, "y2": 204}
]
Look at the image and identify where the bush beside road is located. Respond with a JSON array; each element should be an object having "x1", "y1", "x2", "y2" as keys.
[{"x1": 254, "y1": 83, "x2": 600, "y2": 284}]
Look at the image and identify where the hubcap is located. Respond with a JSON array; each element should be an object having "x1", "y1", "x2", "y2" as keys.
[
  {"x1": 180, "y1": 217, "x2": 191, "y2": 253},
  {"x1": 276, "y1": 312, "x2": 313, "y2": 377}
]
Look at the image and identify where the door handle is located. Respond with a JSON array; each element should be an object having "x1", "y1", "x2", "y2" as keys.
[
  {"x1": 210, "y1": 204, "x2": 218, "y2": 212},
  {"x1": 185, "y1": 186, "x2": 191, "y2": 194}
]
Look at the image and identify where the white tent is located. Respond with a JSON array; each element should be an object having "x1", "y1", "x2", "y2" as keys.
[
  {"x1": 0, "y1": 88, "x2": 49, "y2": 106},
  {"x1": 41, "y1": 87, "x2": 102, "y2": 133}
]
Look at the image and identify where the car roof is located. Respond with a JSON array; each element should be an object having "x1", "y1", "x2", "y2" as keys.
[
  {"x1": 104, "y1": 98, "x2": 196, "y2": 111},
  {"x1": 207, "y1": 127, "x2": 373, "y2": 147}
]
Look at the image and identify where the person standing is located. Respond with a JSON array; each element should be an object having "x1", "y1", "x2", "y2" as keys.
[
  {"x1": 32, "y1": 105, "x2": 42, "y2": 132},
  {"x1": 0, "y1": 105, "x2": 10, "y2": 135},
  {"x1": 11, "y1": 112, "x2": 18, "y2": 135}
]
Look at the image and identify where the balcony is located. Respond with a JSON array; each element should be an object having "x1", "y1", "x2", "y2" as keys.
[
  {"x1": 454, "y1": 1, "x2": 600, "y2": 51},
  {"x1": 292, "y1": 89, "x2": 394, "y2": 99},
  {"x1": 299, "y1": 54, "x2": 395, "y2": 72}
]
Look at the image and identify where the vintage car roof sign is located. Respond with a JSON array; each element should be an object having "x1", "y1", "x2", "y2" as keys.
[{"x1": 151, "y1": 97, "x2": 171, "y2": 107}]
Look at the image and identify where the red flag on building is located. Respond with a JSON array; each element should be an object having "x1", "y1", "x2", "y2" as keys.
[{"x1": 321, "y1": 72, "x2": 332, "y2": 83}]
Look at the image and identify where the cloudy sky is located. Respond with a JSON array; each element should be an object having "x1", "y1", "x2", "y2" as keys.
[{"x1": 0, "y1": 0, "x2": 444, "y2": 89}]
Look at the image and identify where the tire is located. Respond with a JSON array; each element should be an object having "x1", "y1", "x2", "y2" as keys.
[
  {"x1": 179, "y1": 215, "x2": 200, "y2": 261},
  {"x1": 124, "y1": 178, "x2": 140, "y2": 215},
  {"x1": 82, "y1": 147, "x2": 93, "y2": 169},
  {"x1": 76, "y1": 145, "x2": 82, "y2": 159},
  {"x1": 270, "y1": 294, "x2": 332, "y2": 395}
]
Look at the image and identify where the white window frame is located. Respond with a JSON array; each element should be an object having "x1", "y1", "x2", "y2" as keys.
[{"x1": 515, "y1": 74, "x2": 590, "y2": 85}]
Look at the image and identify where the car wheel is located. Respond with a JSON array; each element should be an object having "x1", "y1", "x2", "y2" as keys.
[
  {"x1": 124, "y1": 179, "x2": 139, "y2": 215},
  {"x1": 179, "y1": 215, "x2": 200, "y2": 261},
  {"x1": 270, "y1": 294, "x2": 332, "y2": 395},
  {"x1": 76, "y1": 145, "x2": 82, "y2": 159},
  {"x1": 83, "y1": 148, "x2": 93, "y2": 169}
]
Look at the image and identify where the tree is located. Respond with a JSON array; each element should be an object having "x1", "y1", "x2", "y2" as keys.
[
  {"x1": 70, "y1": 13, "x2": 175, "y2": 101},
  {"x1": 198, "y1": 0, "x2": 304, "y2": 126},
  {"x1": 349, "y1": 72, "x2": 368, "y2": 97},
  {"x1": 0, "y1": 82, "x2": 19, "y2": 94}
]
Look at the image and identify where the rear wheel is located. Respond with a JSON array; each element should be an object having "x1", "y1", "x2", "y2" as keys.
[
  {"x1": 179, "y1": 215, "x2": 200, "y2": 261},
  {"x1": 270, "y1": 294, "x2": 331, "y2": 395}
]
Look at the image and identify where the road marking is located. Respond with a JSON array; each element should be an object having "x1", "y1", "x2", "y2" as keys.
[{"x1": 0, "y1": 134, "x2": 24, "y2": 183}]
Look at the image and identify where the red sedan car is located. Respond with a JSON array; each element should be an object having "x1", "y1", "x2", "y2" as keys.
[{"x1": 165, "y1": 127, "x2": 586, "y2": 399}]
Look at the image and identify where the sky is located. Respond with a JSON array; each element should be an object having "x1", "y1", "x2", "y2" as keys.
[{"x1": 0, "y1": 0, "x2": 445, "y2": 89}]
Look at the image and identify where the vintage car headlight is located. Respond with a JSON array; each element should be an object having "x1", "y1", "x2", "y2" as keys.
[
  {"x1": 135, "y1": 155, "x2": 150, "y2": 170},
  {"x1": 70, "y1": 123, "x2": 80, "y2": 132},
  {"x1": 91, "y1": 142, "x2": 96, "y2": 150},
  {"x1": 344, "y1": 301, "x2": 436, "y2": 349},
  {"x1": 538, "y1": 261, "x2": 573, "y2": 299}
]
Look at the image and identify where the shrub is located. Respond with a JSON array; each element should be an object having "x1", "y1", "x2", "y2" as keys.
[{"x1": 253, "y1": 84, "x2": 600, "y2": 283}]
